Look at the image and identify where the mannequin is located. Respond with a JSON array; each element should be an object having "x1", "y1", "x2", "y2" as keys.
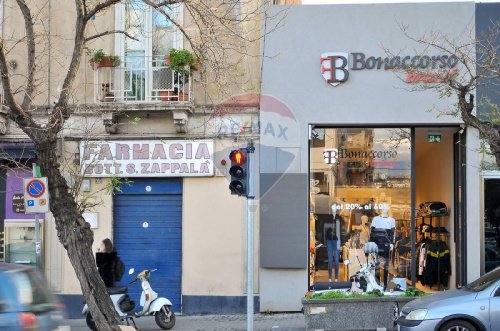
[
  {"x1": 350, "y1": 214, "x2": 370, "y2": 245},
  {"x1": 370, "y1": 207, "x2": 395, "y2": 288},
  {"x1": 324, "y1": 205, "x2": 342, "y2": 282},
  {"x1": 359, "y1": 215, "x2": 370, "y2": 245}
]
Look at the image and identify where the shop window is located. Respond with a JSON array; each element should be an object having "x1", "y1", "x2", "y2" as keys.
[
  {"x1": 4, "y1": 221, "x2": 43, "y2": 266},
  {"x1": 309, "y1": 127, "x2": 456, "y2": 293}
]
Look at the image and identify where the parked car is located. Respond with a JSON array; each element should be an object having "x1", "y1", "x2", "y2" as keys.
[
  {"x1": 485, "y1": 246, "x2": 500, "y2": 273},
  {"x1": 397, "y1": 266, "x2": 500, "y2": 331},
  {"x1": 0, "y1": 263, "x2": 67, "y2": 330}
]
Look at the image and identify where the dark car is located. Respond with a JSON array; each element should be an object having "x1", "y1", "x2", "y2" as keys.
[
  {"x1": 0, "y1": 263, "x2": 67, "y2": 330},
  {"x1": 397, "y1": 267, "x2": 500, "y2": 331}
]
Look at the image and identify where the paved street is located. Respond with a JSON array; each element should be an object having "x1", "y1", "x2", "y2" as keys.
[{"x1": 65, "y1": 313, "x2": 307, "y2": 331}]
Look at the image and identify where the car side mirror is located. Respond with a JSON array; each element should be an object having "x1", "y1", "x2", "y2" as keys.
[
  {"x1": 495, "y1": 288, "x2": 500, "y2": 297},
  {"x1": 0, "y1": 301, "x2": 8, "y2": 312}
]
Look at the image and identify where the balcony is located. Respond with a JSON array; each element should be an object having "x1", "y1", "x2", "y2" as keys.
[{"x1": 93, "y1": 55, "x2": 193, "y2": 107}]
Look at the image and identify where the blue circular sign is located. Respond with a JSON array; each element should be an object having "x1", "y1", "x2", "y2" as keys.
[{"x1": 26, "y1": 179, "x2": 45, "y2": 198}]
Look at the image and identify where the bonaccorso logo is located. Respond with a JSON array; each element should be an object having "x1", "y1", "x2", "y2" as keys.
[{"x1": 320, "y1": 52, "x2": 349, "y2": 86}]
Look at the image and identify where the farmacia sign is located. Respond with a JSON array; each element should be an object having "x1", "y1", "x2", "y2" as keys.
[{"x1": 80, "y1": 140, "x2": 214, "y2": 177}]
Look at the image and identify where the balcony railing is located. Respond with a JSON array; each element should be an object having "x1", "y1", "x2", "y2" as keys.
[{"x1": 94, "y1": 55, "x2": 193, "y2": 104}]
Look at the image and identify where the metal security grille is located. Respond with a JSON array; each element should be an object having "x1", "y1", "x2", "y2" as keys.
[{"x1": 113, "y1": 178, "x2": 182, "y2": 312}]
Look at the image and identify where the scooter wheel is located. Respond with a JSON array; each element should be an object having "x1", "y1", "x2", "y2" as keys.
[
  {"x1": 86, "y1": 313, "x2": 97, "y2": 331},
  {"x1": 155, "y1": 305, "x2": 176, "y2": 330}
]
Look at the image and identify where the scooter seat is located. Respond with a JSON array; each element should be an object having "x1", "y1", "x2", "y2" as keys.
[{"x1": 107, "y1": 286, "x2": 128, "y2": 295}]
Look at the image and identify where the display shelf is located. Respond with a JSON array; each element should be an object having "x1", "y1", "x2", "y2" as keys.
[{"x1": 417, "y1": 212, "x2": 451, "y2": 291}]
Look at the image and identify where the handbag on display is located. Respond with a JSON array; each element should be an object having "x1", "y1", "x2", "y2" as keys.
[{"x1": 418, "y1": 201, "x2": 448, "y2": 216}]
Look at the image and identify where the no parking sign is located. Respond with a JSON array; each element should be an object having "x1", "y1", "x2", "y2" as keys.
[{"x1": 23, "y1": 177, "x2": 50, "y2": 213}]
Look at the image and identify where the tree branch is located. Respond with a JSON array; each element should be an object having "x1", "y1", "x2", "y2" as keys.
[
  {"x1": 0, "y1": 42, "x2": 39, "y2": 132},
  {"x1": 458, "y1": 90, "x2": 500, "y2": 158},
  {"x1": 48, "y1": 0, "x2": 87, "y2": 130},
  {"x1": 86, "y1": 30, "x2": 139, "y2": 43},
  {"x1": 15, "y1": 0, "x2": 36, "y2": 109},
  {"x1": 153, "y1": 0, "x2": 184, "y2": 6},
  {"x1": 142, "y1": 0, "x2": 202, "y2": 57},
  {"x1": 85, "y1": 0, "x2": 121, "y2": 22}
]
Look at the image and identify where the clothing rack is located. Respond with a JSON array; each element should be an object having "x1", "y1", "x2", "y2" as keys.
[{"x1": 418, "y1": 213, "x2": 450, "y2": 291}]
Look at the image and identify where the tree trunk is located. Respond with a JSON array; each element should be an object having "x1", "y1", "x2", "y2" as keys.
[
  {"x1": 493, "y1": 146, "x2": 500, "y2": 169},
  {"x1": 458, "y1": 91, "x2": 500, "y2": 170},
  {"x1": 36, "y1": 137, "x2": 122, "y2": 330}
]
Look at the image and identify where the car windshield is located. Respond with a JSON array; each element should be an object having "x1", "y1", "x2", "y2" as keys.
[
  {"x1": 465, "y1": 267, "x2": 500, "y2": 292},
  {"x1": 12, "y1": 269, "x2": 58, "y2": 312}
]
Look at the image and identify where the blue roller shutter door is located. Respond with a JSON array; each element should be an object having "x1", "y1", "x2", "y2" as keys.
[{"x1": 113, "y1": 178, "x2": 182, "y2": 312}]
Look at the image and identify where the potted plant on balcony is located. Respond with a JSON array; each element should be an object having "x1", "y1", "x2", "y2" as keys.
[
  {"x1": 89, "y1": 49, "x2": 121, "y2": 69},
  {"x1": 167, "y1": 48, "x2": 199, "y2": 75},
  {"x1": 100, "y1": 83, "x2": 114, "y2": 102},
  {"x1": 163, "y1": 48, "x2": 199, "y2": 102}
]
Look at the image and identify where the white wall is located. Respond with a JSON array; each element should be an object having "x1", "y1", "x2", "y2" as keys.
[
  {"x1": 182, "y1": 177, "x2": 246, "y2": 296},
  {"x1": 260, "y1": 268, "x2": 307, "y2": 312},
  {"x1": 467, "y1": 128, "x2": 481, "y2": 282}
]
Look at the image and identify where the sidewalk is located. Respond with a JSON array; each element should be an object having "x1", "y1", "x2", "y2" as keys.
[{"x1": 65, "y1": 313, "x2": 306, "y2": 331}]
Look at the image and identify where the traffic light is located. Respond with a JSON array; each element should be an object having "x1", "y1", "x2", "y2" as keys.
[{"x1": 229, "y1": 148, "x2": 248, "y2": 196}]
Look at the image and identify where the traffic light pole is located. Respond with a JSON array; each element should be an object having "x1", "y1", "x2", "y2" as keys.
[{"x1": 246, "y1": 141, "x2": 255, "y2": 331}]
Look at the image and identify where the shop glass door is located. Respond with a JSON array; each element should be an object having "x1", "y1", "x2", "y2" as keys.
[{"x1": 483, "y1": 177, "x2": 500, "y2": 273}]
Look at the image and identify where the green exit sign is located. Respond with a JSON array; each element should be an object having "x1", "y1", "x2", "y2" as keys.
[{"x1": 428, "y1": 133, "x2": 442, "y2": 143}]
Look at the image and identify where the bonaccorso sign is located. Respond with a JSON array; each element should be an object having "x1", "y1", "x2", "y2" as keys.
[
  {"x1": 320, "y1": 52, "x2": 459, "y2": 86},
  {"x1": 80, "y1": 140, "x2": 214, "y2": 177}
]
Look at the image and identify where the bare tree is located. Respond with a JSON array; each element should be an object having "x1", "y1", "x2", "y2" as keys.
[
  {"x1": 0, "y1": 0, "x2": 283, "y2": 329},
  {"x1": 393, "y1": 22, "x2": 500, "y2": 168}
]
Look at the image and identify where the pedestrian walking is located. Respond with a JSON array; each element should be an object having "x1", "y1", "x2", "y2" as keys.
[{"x1": 96, "y1": 238, "x2": 121, "y2": 287}]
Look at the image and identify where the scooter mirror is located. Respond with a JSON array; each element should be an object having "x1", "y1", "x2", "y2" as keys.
[
  {"x1": 344, "y1": 259, "x2": 350, "y2": 266},
  {"x1": 128, "y1": 268, "x2": 135, "y2": 275}
]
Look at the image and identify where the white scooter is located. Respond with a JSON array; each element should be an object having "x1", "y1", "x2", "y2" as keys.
[
  {"x1": 347, "y1": 255, "x2": 385, "y2": 294},
  {"x1": 82, "y1": 268, "x2": 175, "y2": 330},
  {"x1": 347, "y1": 242, "x2": 404, "y2": 295}
]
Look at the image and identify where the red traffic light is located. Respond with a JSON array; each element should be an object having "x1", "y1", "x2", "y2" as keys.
[{"x1": 229, "y1": 150, "x2": 246, "y2": 165}]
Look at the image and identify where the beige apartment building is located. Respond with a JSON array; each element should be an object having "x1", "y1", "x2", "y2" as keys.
[{"x1": 0, "y1": 0, "x2": 262, "y2": 316}]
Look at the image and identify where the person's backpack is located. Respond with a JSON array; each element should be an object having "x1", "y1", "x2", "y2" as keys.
[{"x1": 113, "y1": 256, "x2": 125, "y2": 282}]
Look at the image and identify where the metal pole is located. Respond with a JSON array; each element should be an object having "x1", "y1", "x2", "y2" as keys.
[
  {"x1": 48, "y1": 0, "x2": 51, "y2": 110},
  {"x1": 246, "y1": 140, "x2": 255, "y2": 331},
  {"x1": 33, "y1": 163, "x2": 41, "y2": 268}
]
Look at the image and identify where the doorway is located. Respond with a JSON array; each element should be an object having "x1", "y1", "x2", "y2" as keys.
[
  {"x1": 482, "y1": 175, "x2": 500, "y2": 273},
  {"x1": 113, "y1": 178, "x2": 183, "y2": 312}
]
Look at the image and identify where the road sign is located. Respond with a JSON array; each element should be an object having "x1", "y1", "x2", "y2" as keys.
[
  {"x1": 23, "y1": 177, "x2": 49, "y2": 213},
  {"x1": 26, "y1": 179, "x2": 45, "y2": 198}
]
